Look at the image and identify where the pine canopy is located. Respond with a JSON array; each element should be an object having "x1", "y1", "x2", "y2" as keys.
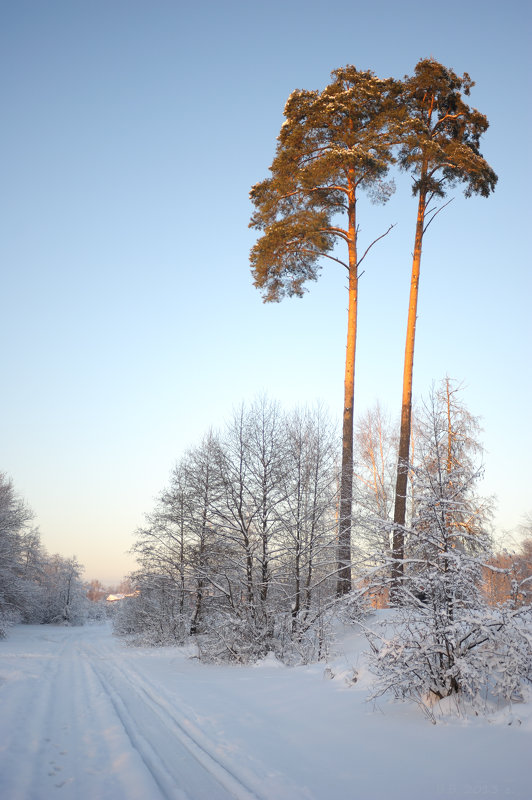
[
  {"x1": 399, "y1": 58, "x2": 498, "y2": 200},
  {"x1": 249, "y1": 67, "x2": 403, "y2": 302}
]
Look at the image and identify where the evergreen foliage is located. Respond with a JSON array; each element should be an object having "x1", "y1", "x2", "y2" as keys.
[
  {"x1": 249, "y1": 67, "x2": 401, "y2": 300},
  {"x1": 399, "y1": 58, "x2": 498, "y2": 200}
]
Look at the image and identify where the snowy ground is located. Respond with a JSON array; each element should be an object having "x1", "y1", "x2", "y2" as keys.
[{"x1": 0, "y1": 620, "x2": 530, "y2": 800}]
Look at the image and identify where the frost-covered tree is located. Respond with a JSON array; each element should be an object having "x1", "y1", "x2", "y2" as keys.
[
  {"x1": 0, "y1": 473, "x2": 90, "y2": 632},
  {"x1": 368, "y1": 381, "x2": 531, "y2": 708},
  {"x1": 203, "y1": 401, "x2": 341, "y2": 661},
  {"x1": 0, "y1": 473, "x2": 42, "y2": 632},
  {"x1": 86, "y1": 579, "x2": 108, "y2": 602},
  {"x1": 132, "y1": 462, "x2": 189, "y2": 633},
  {"x1": 129, "y1": 432, "x2": 223, "y2": 642},
  {"x1": 514, "y1": 535, "x2": 532, "y2": 606},
  {"x1": 392, "y1": 59, "x2": 497, "y2": 588},
  {"x1": 202, "y1": 399, "x2": 289, "y2": 656},
  {"x1": 484, "y1": 534, "x2": 532, "y2": 608},
  {"x1": 122, "y1": 401, "x2": 343, "y2": 662},
  {"x1": 277, "y1": 406, "x2": 338, "y2": 630},
  {"x1": 352, "y1": 404, "x2": 400, "y2": 605},
  {"x1": 250, "y1": 68, "x2": 402, "y2": 596},
  {"x1": 354, "y1": 404, "x2": 398, "y2": 523},
  {"x1": 40, "y1": 555, "x2": 87, "y2": 625}
]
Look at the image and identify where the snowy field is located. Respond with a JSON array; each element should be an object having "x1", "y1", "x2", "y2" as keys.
[{"x1": 0, "y1": 621, "x2": 530, "y2": 800}]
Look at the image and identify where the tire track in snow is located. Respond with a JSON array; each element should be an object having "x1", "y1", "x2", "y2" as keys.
[
  {"x1": 1, "y1": 627, "x2": 173, "y2": 800},
  {"x1": 84, "y1": 659, "x2": 192, "y2": 800},
  {"x1": 86, "y1": 646, "x2": 261, "y2": 800},
  {"x1": 0, "y1": 630, "x2": 74, "y2": 799},
  {"x1": 85, "y1": 639, "x2": 311, "y2": 800}
]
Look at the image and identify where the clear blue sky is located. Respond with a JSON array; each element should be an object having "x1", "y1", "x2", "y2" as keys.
[{"x1": 2, "y1": 0, "x2": 531, "y2": 584}]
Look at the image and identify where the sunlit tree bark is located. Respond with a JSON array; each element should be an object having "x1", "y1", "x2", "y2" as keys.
[{"x1": 392, "y1": 59, "x2": 497, "y2": 592}]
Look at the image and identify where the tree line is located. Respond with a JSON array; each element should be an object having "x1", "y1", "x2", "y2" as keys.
[
  {"x1": 117, "y1": 401, "x2": 340, "y2": 662},
  {"x1": 119, "y1": 383, "x2": 531, "y2": 707},
  {"x1": 0, "y1": 473, "x2": 110, "y2": 635}
]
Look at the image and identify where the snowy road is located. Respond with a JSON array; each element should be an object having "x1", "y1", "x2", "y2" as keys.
[
  {"x1": 0, "y1": 625, "x2": 284, "y2": 800},
  {"x1": 1, "y1": 622, "x2": 530, "y2": 800}
]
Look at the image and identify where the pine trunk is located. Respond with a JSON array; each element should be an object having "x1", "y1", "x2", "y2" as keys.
[
  {"x1": 336, "y1": 191, "x2": 358, "y2": 596},
  {"x1": 392, "y1": 186, "x2": 426, "y2": 590}
]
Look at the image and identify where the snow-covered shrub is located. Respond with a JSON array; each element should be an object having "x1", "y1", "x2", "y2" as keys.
[
  {"x1": 113, "y1": 579, "x2": 189, "y2": 646},
  {"x1": 196, "y1": 605, "x2": 334, "y2": 665},
  {"x1": 332, "y1": 587, "x2": 369, "y2": 624},
  {"x1": 196, "y1": 607, "x2": 272, "y2": 664},
  {"x1": 0, "y1": 608, "x2": 21, "y2": 638},
  {"x1": 275, "y1": 610, "x2": 334, "y2": 665},
  {"x1": 368, "y1": 603, "x2": 532, "y2": 706},
  {"x1": 275, "y1": 590, "x2": 369, "y2": 665},
  {"x1": 367, "y1": 382, "x2": 532, "y2": 710},
  {"x1": 84, "y1": 599, "x2": 108, "y2": 622},
  {"x1": 196, "y1": 591, "x2": 366, "y2": 665}
]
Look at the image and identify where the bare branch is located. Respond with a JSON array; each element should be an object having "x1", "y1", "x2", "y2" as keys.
[
  {"x1": 318, "y1": 226, "x2": 350, "y2": 243},
  {"x1": 423, "y1": 198, "x2": 454, "y2": 235},
  {"x1": 296, "y1": 247, "x2": 349, "y2": 270},
  {"x1": 357, "y1": 223, "x2": 396, "y2": 269}
]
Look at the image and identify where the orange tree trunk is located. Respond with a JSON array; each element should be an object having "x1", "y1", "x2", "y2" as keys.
[
  {"x1": 392, "y1": 186, "x2": 426, "y2": 589},
  {"x1": 337, "y1": 192, "x2": 358, "y2": 596}
]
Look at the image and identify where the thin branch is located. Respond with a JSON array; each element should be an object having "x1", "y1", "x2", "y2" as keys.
[
  {"x1": 318, "y1": 226, "x2": 350, "y2": 243},
  {"x1": 278, "y1": 184, "x2": 349, "y2": 201},
  {"x1": 431, "y1": 111, "x2": 465, "y2": 134},
  {"x1": 297, "y1": 247, "x2": 349, "y2": 270},
  {"x1": 357, "y1": 223, "x2": 396, "y2": 269},
  {"x1": 423, "y1": 198, "x2": 454, "y2": 235}
]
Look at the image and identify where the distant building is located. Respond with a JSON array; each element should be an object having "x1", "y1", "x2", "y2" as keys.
[{"x1": 106, "y1": 591, "x2": 139, "y2": 603}]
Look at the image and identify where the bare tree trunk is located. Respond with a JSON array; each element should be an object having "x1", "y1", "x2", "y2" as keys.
[
  {"x1": 337, "y1": 188, "x2": 358, "y2": 596},
  {"x1": 292, "y1": 469, "x2": 302, "y2": 630},
  {"x1": 178, "y1": 493, "x2": 186, "y2": 616},
  {"x1": 190, "y1": 480, "x2": 210, "y2": 635},
  {"x1": 190, "y1": 578, "x2": 204, "y2": 635},
  {"x1": 260, "y1": 482, "x2": 269, "y2": 605},
  {"x1": 303, "y1": 444, "x2": 320, "y2": 615},
  {"x1": 392, "y1": 186, "x2": 426, "y2": 592}
]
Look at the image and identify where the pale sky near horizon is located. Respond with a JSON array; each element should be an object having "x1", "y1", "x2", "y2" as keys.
[{"x1": 2, "y1": 0, "x2": 531, "y2": 585}]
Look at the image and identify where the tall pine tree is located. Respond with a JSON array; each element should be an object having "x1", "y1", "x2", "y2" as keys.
[
  {"x1": 250, "y1": 67, "x2": 401, "y2": 595},
  {"x1": 392, "y1": 59, "x2": 497, "y2": 590}
]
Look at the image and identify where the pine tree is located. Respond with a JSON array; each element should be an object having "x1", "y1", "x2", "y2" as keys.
[
  {"x1": 250, "y1": 67, "x2": 401, "y2": 595},
  {"x1": 392, "y1": 59, "x2": 497, "y2": 589}
]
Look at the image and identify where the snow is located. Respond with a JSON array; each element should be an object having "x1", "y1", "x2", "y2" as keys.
[{"x1": 0, "y1": 620, "x2": 530, "y2": 800}]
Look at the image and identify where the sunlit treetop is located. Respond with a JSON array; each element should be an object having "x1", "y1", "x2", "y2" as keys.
[
  {"x1": 399, "y1": 57, "x2": 498, "y2": 199},
  {"x1": 249, "y1": 66, "x2": 405, "y2": 302}
]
